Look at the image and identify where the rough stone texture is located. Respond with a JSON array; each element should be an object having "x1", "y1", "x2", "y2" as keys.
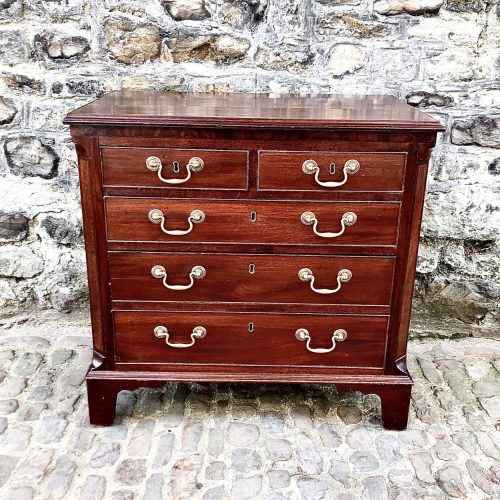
[
  {"x1": 1, "y1": 318, "x2": 499, "y2": 498},
  {"x1": 0, "y1": 0, "x2": 497, "y2": 339}
]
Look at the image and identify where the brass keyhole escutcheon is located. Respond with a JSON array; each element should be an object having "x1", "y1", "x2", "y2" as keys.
[
  {"x1": 249, "y1": 264, "x2": 255, "y2": 274},
  {"x1": 329, "y1": 163, "x2": 336, "y2": 174},
  {"x1": 250, "y1": 211, "x2": 257, "y2": 222},
  {"x1": 248, "y1": 322, "x2": 254, "y2": 333},
  {"x1": 173, "y1": 161, "x2": 180, "y2": 173}
]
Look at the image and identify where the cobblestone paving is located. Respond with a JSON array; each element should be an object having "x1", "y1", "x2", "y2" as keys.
[{"x1": 0, "y1": 318, "x2": 498, "y2": 499}]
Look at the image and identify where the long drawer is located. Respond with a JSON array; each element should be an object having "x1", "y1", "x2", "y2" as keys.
[
  {"x1": 109, "y1": 252, "x2": 395, "y2": 306},
  {"x1": 101, "y1": 147, "x2": 249, "y2": 190},
  {"x1": 114, "y1": 311, "x2": 388, "y2": 368},
  {"x1": 258, "y1": 151, "x2": 406, "y2": 192},
  {"x1": 105, "y1": 198, "x2": 400, "y2": 247}
]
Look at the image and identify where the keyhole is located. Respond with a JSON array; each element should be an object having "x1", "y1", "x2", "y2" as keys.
[
  {"x1": 248, "y1": 322, "x2": 254, "y2": 333},
  {"x1": 173, "y1": 161, "x2": 180, "y2": 173},
  {"x1": 250, "y1": 211, "x2": 257, "y2": 222},
  {"x1": 249, "y1": 264, "x2": 255, "y2": 274},
  {"x1": 329, "y1": 163, "x2": 336, "y2": 175}
]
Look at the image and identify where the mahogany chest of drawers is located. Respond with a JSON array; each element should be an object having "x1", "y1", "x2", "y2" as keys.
[{"x1": 64, "y1": 92, "x2": 443, "y2": 429}]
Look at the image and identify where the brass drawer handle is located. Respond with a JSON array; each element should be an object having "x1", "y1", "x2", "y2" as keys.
[
  {"x1": 295, "y1": 328, "x2": 347, "y2": 353},
  {"x1": 298, "y1": 268, "x2": 352, "y2": 294},
  {"x1": 151, "y1": 265, "x2": 206, "y2": 290},
  {"x1": 154, "y1": 325, "x2": 207, "y2": 348},
  {"x1": 148, "y1": 208, "x2": 205, "y2": 236},
  {"x1": 302, "y1": 159, "x2": 360, "y2": 188},
  {"x1": 301, "y1": 211, "x2": 356, "y2": 238},
  {"x1": 146, "y1": 156, "x2": 204, "y2": 185}
]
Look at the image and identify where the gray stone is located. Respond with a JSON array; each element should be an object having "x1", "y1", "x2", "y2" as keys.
[
  {"x1": 0, "y1": 455, "x2": 18, "y2": 487},
  {"x1": 362, "y1": 476, "x2": 388, "y2": 500},
  {"x1": 0, "y1": 29, "x2": 30, "y2": 64},
  {"x1": 434, "y1": 436, "x2": 455, "y2": 460},
  {"x1": 447, "y1": 0, "x2": 485, "y2": 13},
  {"x1": 329, "y1": 459, "x2": 352, "y2": 488},
  {"x1": 13, "y1": 352, "x2": 42, "y2": 377},
  {"x1": 202, "y1": 486, "x2": 224, "y2": 500},
  {"x1": 0, "y1": 424, "x2": 32, "y2": 452},
  {"x1": 475, "y1": 431, "x2": 500, "y2": 460},
  {"x1": 398, "y1": 429, "x2": 428, "y2": 448},
  {"x1": 465, "y1": 459, "x2": 498, "y2": 495},
  {"x1": 181, "y1": 418, "x2": 203, "y2": 453},
  {"x1": 128, "y1": 419, "x2": 155, "y2": 456},
  {"x1": 375, "y1": 435, "x2": 402, "y2": 462},
  {"x1": 0, "y1": 0, "x2": 22, "y2": 20},
  {"x1": 44, "y1": 455, "x2": 76, "y2": 499},
  {"x1": 144, "y1": 473, "x2": 164, "y2": 500},
  {"x1": 479, "y1": 396, "x2": 500, "y2": 420},
  {"x1": 208, "y1": 428, "x2": 224, "y2": 457},
  {"x1": 226, "y1": 422, "x2": 259, "y2": 447},
  {"x1": 296, "y1": 433, "x2": 323, "y2": 475},
  {"x1": 111, "y1": 492, "x2": 134, "y2": 500},
  {"x1": 4, "y1": 137, "x2": 59, "y2": 179},
  {"x1": 374, "y1": 0, "x2": 444, "y2": 15},
  {"x1": 162, "y1": 0, "x2": 209, "y2": 20},
  {"x1": 409, "y1": 452, "x2": 435, "y2": 484},
  {"x1": 205, "y1": 460, "x2": 225, "y2": 480},
  {"x1": 90, "y1": 442, "x2": 121, "y2": 468},
  {"x1": 80, "y1": 475, "x2": 106, "y2": 500},
  {"x1": 70, "y1": 428, "x2": 95, "y2": 455},
  {"x1": 291, "y1": 405, "x2": 313, "y2": 429},
  {"x1": 436, "y1": 465, "x2": 466, "y2": 497},
  {"x1": 116, "y1": 391, "x2": 136, "y2": 417},
  {"x1": 328, "y1": 44, "x2": 365, "y2": 77},
  {"x1": 103, "y1": 16, "x2": 163, "y2": 65},
  {"x1": 388, "y1": 468, "x2": 414, "y2": 488},
  {"x1": 337, "y1": 406, "x2": 362, "y2": 424},
  {"x1": 0, "y1": 417, "x2": 6, "y2": 434},
  {"x1": 268, "y1": 470, "x2": 290, "y2": 489},
  {"x1": 40, "y1": 216, "x2": 83, "y2": 245},
  {"x1": 318, "y1": 423, "x2": 342, "y2": 447},
  {"x1": 265, "y1": 438, "x2": 292, "y2": 461},
  {"x1": 35, "y1": 32, "x2": 89, "y2": 60},
  {"x1": 115, "y1": 459, "x2": 146, "y2": 486},
  {"x1": 135, "y1": 389, "x2": 161, "y2": 416},
  {"x1": 231, "y1": 475, "x2": 262, "y2": 499},
  {"x1": 349, "y1": 451, "x2": 379, "y2": 473},
  {"x1": 231, "y1": 448, "x2": 261, "y2": 473},
  {"x1": 346, "y1": 428, "x2": 373, "y2": 451},
  {"x1": 36, "y1": 415, "x2": 68, "y2": 443},
  {"x1": 260, "y1": 412, "x2": 285, "y2": 433},
  {"x1": 16, "y1": 402, "x2": 46, "y2": 421},
  {"x1": 297, "y1": 478, "x2": 328, "y2": 500},
  {"x1": 0, "y1": 98, "x2": 17, "y2": 125},
  {"x1": 0, "y1": 399, "x2": 18, "y2": 415},
  {"x1": 29, "y1": 385, "x2": 53, "y2": 401},
  {"x1": 452, "y1": 432, "x2": 477, "y2": 455},
  {"x1": 451, "y1": 116, "x2": 500, "y2": 149},
  {"x1": 153, "y1": 432, "x2": 175, "y2": 467},
  {"x1": 0, "y1": 246, "x2": 44, "y2": 279},
  {"x1": 406, "y1": 92, "x2": 453, "y2": 108},
  {"x1": 50, "y1": 349, "x2": 74, "y2": 365},
  {"x1": 417, "y1": 357, "x2": 442, "y2": 384}
]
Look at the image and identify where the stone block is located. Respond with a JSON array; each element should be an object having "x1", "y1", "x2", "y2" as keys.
[
  {"x1": 0, "y1": 29, "x2": 31, "y2": 65},
  {"x1": 162, "y1": 0, "x2": 209, "y2": 21},
  {"x1": 374, "y1": 0, "x2": 444, "y2": 15}
]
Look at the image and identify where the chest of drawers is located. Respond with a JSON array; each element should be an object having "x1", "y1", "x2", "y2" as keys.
[{"x1": 64, "y1": 92, "x2": 443, "y2": 429}]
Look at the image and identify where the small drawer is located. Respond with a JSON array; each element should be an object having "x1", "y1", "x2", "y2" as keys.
[
  {"x1": 109, "y1": 252, "x2": 395, "y2": 306},
  {"x1": 101, "y1": 147, "x2": 249, "y2": 190},
  {"x1": 258, "y1": 151, "x2": 406, "y2": 192},
  {"x1": 114, "y1": 311, "x2": 388, "y2": 368},
  {"x1": 105, "y1": 198, "x2": 400, "y2": 247}
]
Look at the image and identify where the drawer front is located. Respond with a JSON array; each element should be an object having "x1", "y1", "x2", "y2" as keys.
[
  {"x1": 101, "y1": 147, "x2": 249, "y2": 190},
  {"x1": 258, "y1": 151, "x2": 406, "y2": 192},
  {"x1": 109, "y1": 253, "x2": 395, "y2": 306},
  {"x1": 114, "y1": 311, "x2": 388, "y2": 368},
  {"x1": 106, "y1": 198, "x2": 400, "y2": 247}
]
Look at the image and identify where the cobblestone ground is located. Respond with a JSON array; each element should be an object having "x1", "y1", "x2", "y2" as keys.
[{"x1": 0, "y1": 315, "x2": 498, "y2": 499}]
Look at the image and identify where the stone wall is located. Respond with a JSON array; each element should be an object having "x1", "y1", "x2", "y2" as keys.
[{"x1": 0, "y1": 0, "x2": 498, "y2": 338}]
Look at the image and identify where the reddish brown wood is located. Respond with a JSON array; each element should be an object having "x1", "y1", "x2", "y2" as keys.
[
  {"x1": 108, "y1": 252, "x2": 395, "y2": 306},
  {"x1": 258, "y1": 151, "x2": 406, "y2": 192},
  {"x1": 66, "y1": 91, "x2": 441, "y2": 429},
  {"x1": 64, "y1": 91, "x2": 445, "y2": 131},
  {"x1": 113, "y1": 311, "x2": 388, "y2": 368},
  {"x1": 102, "y1": 147, "x2": 248, "y2": 190},
  {"x1": 105, "y1": 198, "x2": 401, "y2": 247}
]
